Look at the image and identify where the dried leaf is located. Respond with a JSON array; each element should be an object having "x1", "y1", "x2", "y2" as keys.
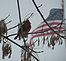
[
  {"x1": 43, "y1": 36, "x2": 45, "y2": 44},
  {"x1": 48, "y1": 42, "x2": 51, "y2": 48},
  {"x1": 38, "y1": 37, "x2": 40, "y2": 46},
  {"x1": 61, "y1": 41, "x2": 63, "y2": 45},
  {"x1": 2, "y1": 41, "x2": 12, "y2": 59}
]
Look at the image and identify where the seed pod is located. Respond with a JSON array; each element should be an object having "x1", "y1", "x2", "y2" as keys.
[
  {"x1": 2, "y1": 41, "x2": 12, "y2": 59},
  {"x1": 38, "y1": 37, "x2": 40, "y2": 46},
  {"x1": 43, "y1": 36, "x2": 45, "y2": 44},
  {"x1": 0, "y1": 20, "x2": 7, "y2": 43}
]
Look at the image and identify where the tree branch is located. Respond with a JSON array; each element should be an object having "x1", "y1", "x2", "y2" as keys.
[{"x1": 7, "y1": 24, "x2": 19, "y2": 31}]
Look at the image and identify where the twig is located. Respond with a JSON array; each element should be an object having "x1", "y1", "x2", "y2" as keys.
[
  {"x1": 27, "y1": 13, "x2": 33, "y2": 19},
  {"x1": 6, "y1": 20, "x2": 12, "y2": 25},
  {"x1": 2, "y1": 14, "x2": 10, "y2": 21},
  {"x1": 7, "y1": 24, "x2": 19, "y2": 31},
  {"x1": 38, "y1": 4, "x2": 42, "y2": 8}
]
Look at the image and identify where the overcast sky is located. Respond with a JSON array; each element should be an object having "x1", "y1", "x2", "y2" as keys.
[{"x1": 0, "y1": 0, "x2": 66, "y2": 61}]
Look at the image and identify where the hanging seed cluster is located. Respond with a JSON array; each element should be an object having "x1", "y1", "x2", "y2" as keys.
[
  {"x1": 48, "y1": 34, "x2": 62, "y2": 49},
  {"x1": 0, "y1": 20, "x2": 7, "y2": 43},
  {"x1": 2, "y1": 41, "x2": 12, "y2": 59}
]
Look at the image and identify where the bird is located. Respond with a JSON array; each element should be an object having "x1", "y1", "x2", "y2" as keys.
[{"x1": 14, "y1": 19, "x2": 31, "y2": 40}]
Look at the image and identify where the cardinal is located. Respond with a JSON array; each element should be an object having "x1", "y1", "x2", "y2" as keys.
[{"x1": 14, "y1": 19, "x2": 31, "y2": 40}]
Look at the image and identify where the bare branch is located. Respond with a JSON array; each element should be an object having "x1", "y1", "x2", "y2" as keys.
[
  {"x1": 38, "y1": 4, "x2": 42, "y2": 8},
  {"x1": 6, "y1": 20, "x2": 12, "y2": 25},
  {"x1": 7, "y1": 24, "x2": 19, "y2": 31}
]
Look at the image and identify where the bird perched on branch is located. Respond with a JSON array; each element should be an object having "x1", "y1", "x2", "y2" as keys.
[{"x1": 14, "y1": 19, "x2": 31, "y2": 40}]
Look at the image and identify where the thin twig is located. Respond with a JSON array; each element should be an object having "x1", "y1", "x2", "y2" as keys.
[
  {"x1": 2, "y1": 14, "x2": 10, "y2": 21},
  {"x1": 7, "y1": 24, "x2": 19, "y2": 31},
  {"x1": 27, "y1": 13, "x2": 33, "y2": 19},
  {"x1": 6, "y1": 20, "x2": 12, "y2": 25}
]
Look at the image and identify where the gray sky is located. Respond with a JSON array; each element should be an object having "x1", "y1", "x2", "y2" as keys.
[{"x1": 0, "y1": 0, "x2": 66, "y2": 61}]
